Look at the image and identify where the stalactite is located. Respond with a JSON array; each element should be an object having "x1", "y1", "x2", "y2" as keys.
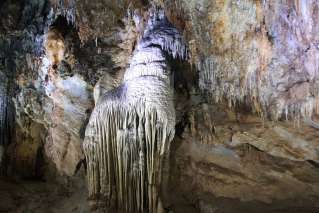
[
  {"x1": 50, "y1": 0, "x2": 76, "y2": 25},
  {"x1": 84, "y1": 9, "x2": 187, "y2": 213}
]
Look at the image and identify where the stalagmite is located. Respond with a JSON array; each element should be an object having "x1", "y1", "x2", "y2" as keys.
[{"x1": 83, "y1": 9, "x2": 187, "y2": 213}]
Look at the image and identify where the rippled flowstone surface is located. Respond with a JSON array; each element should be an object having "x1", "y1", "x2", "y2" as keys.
[{"x1": 84, "y1": 10, "x2": 187, "y2": 212}]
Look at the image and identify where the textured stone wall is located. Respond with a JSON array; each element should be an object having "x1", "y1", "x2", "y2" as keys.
[
  {"x1": 163, "y1": 0, "x2": 319, "y2": 121},
  {"x1": 1, "y1": 0, "x2": 319, "y2": 212}
]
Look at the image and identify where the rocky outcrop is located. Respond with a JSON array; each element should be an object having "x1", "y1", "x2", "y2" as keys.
[{"x1": 169, "y1": 103, "x2": 319, "y2": 206}]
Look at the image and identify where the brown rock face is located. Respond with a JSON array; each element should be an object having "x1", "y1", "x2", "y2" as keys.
[
  {"x1": 44, "y1": 27, "x2": 66, "y2": 70},
  {"x1": 168, "y1": 103, "x2": 319, "y2": 211},
  {"x1": 2, "y1": 0, "x2": 319, "y2": 212},
  {"x1": 163, "y1": 0, "x2": 319, "y2": 120},
  {"x1": 8, "y1": 122, "x2": 45, "y2": 178},
  {"x1": 43, "y1": 74, "x2": 93, "y2": 175}
]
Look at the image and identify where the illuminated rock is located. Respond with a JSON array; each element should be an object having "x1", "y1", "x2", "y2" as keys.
[
  {"x1": 83, "y1": 9, "x2": 187, "y2": 212},
  {"x1": 44, "y1": 27, "x2": 66, "y2": 70}
]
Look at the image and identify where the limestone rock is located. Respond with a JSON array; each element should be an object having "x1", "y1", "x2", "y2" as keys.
[
  {"x1": 230, "y1": 124, "x2": 319, "y2": 162},
  {"x1": 2, "y1": 0, "x2": 319, "y2": 212},
  {"x1": 44, "y1": 75, "x2": 93, "y2": 175},
  {"x1": 163, "y1": 0, "x2": 319, "y2": 119},
  {"x1": 83, "y1": 10, "x2": 185, "y2": 212},
  {"x1": 168, "y1": 102, "x2": 319, "y2": 208}
]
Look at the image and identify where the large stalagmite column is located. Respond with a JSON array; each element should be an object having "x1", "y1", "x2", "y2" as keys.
[{"x1": 83, "y1": 9, "x2": 187, "y2": 213}]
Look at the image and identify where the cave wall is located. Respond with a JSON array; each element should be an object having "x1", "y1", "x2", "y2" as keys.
[
  {"x1": 161, "y1": 0, "x2": 319, "y2": 211},
  {"x1": 162, "y1": 0, "x2": 319, "y2": 120},
  {"x1": 0, "y1": 0, "x2": 138, "y2": 176},
  {"x1": 0, "y1": 0, "x2": 319, "y2": 212}
]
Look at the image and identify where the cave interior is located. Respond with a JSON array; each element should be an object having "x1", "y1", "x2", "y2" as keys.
[{"x1": 1, "y1": 0, "x2": 319, "y2": 213}]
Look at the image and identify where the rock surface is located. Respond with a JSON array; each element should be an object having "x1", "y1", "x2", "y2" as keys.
[
  {"x1": 167, "y1": 102, "x2": 319, "y2": 211},
  {"x1": 0, "y1": 0, "x2": 319, "y2": 212},
  {"x1": 163, "y1": 0, "x2": 319, "y2": 120}
]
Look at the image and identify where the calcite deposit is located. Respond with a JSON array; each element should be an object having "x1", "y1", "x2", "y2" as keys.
[
  {"x1": 84, "y1": 10, "x2": 187, "y2": 212},
  {"x1": 163, "y1": 0, "x2": 319, "y2": 120},
  {"x1": 0, "y1": 0, "x2": 319, "y2": 213}
]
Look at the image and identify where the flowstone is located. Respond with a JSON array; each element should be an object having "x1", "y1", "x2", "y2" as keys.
[{"x1": 83, "y1": 10, "x2": 187, "y2": 213}]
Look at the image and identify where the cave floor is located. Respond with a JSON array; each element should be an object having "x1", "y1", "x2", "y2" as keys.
[
  {"x1": 169, "y1": 195, "x2": 319, "y2": 213},
  {"x1": 0, "y1": 177, "x2": 89, "y2": 213},
  {"x1": 1, "y1": 176, "x2": 319, "y2": 213}
]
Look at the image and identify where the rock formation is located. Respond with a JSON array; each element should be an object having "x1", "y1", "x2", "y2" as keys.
[
  {"x1": 83, "y1": 9, "x2": 187, "y2": 212},
  {"x1": 163, "y1": 0, "x2": 319, "y2": 121},
  {"x1": 44, "y1": 27, "x2": 66, "y2": 70},
  {"x1": 1, "y1": 0, "x2": 319, "y2": 213}
]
